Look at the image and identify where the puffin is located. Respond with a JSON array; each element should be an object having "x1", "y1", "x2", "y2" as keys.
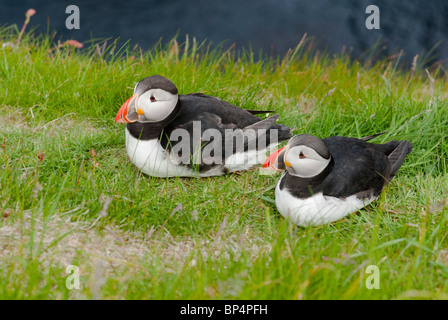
[
  {"x1": 115, "y1": 75, "x2": 292, "y2": 177},
  {"x1": 263, "y1": 133, "x2": 412, "y2": 226}
]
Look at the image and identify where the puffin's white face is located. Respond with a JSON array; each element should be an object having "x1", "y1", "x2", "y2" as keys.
[
  {"x1": 284, "y1": 145, "x2": 331, "y2": 178},
  {"x1": 136, "y1": 88, "x2": 178, "y2": 123},
  {"x1": 115, "y1": 75, "x2": 179, "y2": 124}
]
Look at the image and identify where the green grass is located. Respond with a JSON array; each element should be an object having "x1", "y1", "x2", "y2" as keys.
[{"x1": 1, "y1": 25, "x2": 448, "y2": 300}]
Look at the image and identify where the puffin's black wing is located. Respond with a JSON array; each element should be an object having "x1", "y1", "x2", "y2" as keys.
[
  {"x1": 180, "y1": 93, "x2": 291, "y2": 141},
  {"x1": 160, "y1": 93, "x2": 291, "y2": 172},
  {"x1": 178, "y1": 93, "x2": 291, "y2": 143},
  {"x1": 162, "y1": 112, "x2": 227, "y2": 172},
  {"x1": 321, "y1": 137, "x2": 394, "y2": 199},
  {"x1": 163, "y1": 113, "x2": 283, "y2": 172}
]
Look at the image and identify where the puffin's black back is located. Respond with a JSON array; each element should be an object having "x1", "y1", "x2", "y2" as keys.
[{"x1": 176, "y1": 94, "x2": 260, "y2": 127}]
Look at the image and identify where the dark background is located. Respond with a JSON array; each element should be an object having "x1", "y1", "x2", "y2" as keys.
[{"x1": 1, "y1": 0, "x2": 448, "y2": 65}]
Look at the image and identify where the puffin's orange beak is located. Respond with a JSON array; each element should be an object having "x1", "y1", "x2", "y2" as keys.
[
  {"x1": 263, "y1": 147, "x2": 285, "y2": 170},
  {"x1": 115, "y1": 94, "x2": 139, "y2": 123}
]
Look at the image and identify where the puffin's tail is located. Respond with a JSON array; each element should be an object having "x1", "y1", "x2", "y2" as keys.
[
  {"x1": 387, "y1": 140, "x2": 413, "y2": 181},
  {"x1": 247, "y1": 109, "x2": 292, "y2": 142},
  {"x1": 243, "y1": 114, "x2": 292, "y2": 146},
  {"x1": 245, "y1": 109, "x2": 275, "y2": 115},
  {"x1": 272, "y1": 123, "x2": 293, "y2": 142}
]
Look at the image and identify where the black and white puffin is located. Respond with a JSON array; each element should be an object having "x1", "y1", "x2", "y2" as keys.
[
  {"x1": 263, "y1": 134, "x2": 412, "y2": 226},
  {"x1": 115, "y1": 75, "x2": 292, "y2": 177}
]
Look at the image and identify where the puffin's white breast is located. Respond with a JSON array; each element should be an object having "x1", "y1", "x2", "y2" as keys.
[
  {"x1": 125, "y1": 128, "x2": 197, "y2": 177},
  {"x1": 275, "y1": 177, "x2": 376, "y2": 226}
]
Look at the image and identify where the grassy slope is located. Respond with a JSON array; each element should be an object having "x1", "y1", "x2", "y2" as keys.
[{"x1": 0, "y1": 26, "x2": 448, "y2": 299}]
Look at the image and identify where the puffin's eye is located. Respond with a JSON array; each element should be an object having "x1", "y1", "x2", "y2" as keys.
[
  {"x1": 299, "y1": 152, "x2": 306, "y2": 159},
  {"x1": 150, "y1": 96, "x2": 156, "y2": 102}
]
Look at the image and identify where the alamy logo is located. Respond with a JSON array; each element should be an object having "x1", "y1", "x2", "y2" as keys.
[
  {"x1": 365, "y1": 265, "x2": 380, "y2": 289},
  {"x1": 66, "y1": 5, "x2": 80, "y2": 30},
  {"x1": 65, "y1": 265, "x2": 80, "y2": 290},
  {"x1": 166, "y1": 121, "x2": 279, "y2": 165},
  {"x1": 365, "y1": 5, "x2": 380, "y2": 30}
]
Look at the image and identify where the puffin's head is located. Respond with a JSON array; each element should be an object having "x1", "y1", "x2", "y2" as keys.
[
  {"x1": 115, "y1": 75, "x2": 179, "y2": 123},
  {"x1": 265, "y1": 134, "x2": 332, "y2": 178}
]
